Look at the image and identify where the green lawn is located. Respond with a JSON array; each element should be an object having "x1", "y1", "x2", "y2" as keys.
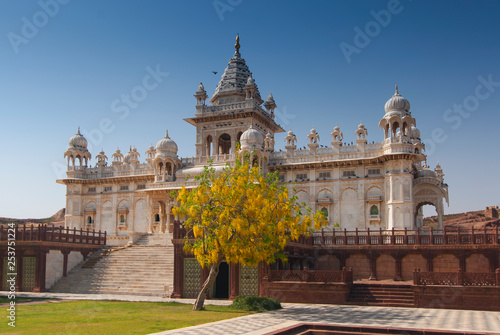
[{"x1": 0, "y1": 300, "x2": 253, "y2": 335}]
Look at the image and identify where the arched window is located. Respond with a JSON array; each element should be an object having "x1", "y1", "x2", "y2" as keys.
[
  {"x1": 206, "y1": 135, "x2": 213, "y2": 156},
  {"x1": 370, "y1": 205, "x2": 379, "y2": 216},
  {"x1": 155, "y1": 214, "x2": 160, "y2": 222},
  {"x1": 321, "y1": 207, "x2": 328, "y2": 220},
  {"x1": 392, "y1": 121, "x2": 400, "y2": 138},
  {"x1": 120, "y1": 215, "x2": 125, "y2": 223},
  {"x1": 87, "y1": 216, "x2": 92, "y2": 224},
  {"x1": 218, "y1": 133, "x2": 231, "y2": 154}
]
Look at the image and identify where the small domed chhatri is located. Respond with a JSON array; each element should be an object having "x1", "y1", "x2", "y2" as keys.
[
  {"x1": 384, "y1": 85, "x2": 410, "y2": 114},
  {"x1": 68, "y1": 127, "x2": 88, "y2": 150},
  {"x1": 410, "y1": 125, "x2": 421, "y2": 139},
  {"x1": 156, "y1": 130, "x2": 178, "y2": 155},
  {"x1": 240, "y1": 124, "x2": 264, "y2": 150}
]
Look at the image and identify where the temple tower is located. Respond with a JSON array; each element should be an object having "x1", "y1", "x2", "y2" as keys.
[{"x1": 184, "y1": 35, "x2": 284, "y2": 162}]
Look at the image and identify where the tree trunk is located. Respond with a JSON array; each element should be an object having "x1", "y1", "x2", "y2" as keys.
[{"x1": 193, "y1": 260, "x2": 221, "y2": 310}]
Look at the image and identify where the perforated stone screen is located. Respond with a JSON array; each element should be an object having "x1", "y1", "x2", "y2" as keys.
[
  {"x1": 239, "y1": 265, "x2": 258, "y2": 296},
  {"x1": 183, "y1": 258, "x2": 202, "y2": 298},
  {"x1": 22, "y1": 257, "x2": 36, "y2": 292}
]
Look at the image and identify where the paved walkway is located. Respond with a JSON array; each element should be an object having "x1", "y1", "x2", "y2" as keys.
[{"x1": 2, "y1": 292, "x2": 499, "y2": 334}]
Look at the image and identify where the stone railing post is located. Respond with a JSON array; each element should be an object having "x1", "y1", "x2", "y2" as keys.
[
  {"x1": 457, "y1": 269, "x2": 464, "y2": 286},
  {"x1": 413, "y1": 268, "x2": 419, "y2": 285},
  {"x1": 496, "y1": 268, "x2": 500, "y2": 286}
]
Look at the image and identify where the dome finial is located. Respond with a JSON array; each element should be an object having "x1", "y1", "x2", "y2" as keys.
[
  {"x1": 165, "y1": 129, "x2": 169, "y2": 138},
  {"x1": 77, "y1": 126, "x2": 81, "y2": 135},
  {"x1": 395, "y1": 85, "x2": 399, "y2": 95},
  {"x1": 235, "y1": 33, "x2": 240, "y2": 53}
]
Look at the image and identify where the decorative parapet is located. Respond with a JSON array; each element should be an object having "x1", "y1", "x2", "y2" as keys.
[
  {"x1": 269, "y1": 143, "x2": 383, "y2": 164},
  {"x1": 413, "y1": 269, "x2": 500, "y2": 286},
  {"x1": 311, "y1": 227, "x2": 500, "y2": 246}
]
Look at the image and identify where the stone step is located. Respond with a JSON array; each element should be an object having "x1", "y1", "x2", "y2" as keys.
[
  {"x1": 51, "y1": 242, "x2": 174, "y2": 297},
  {"x1": 61, "y1": 290, "x2": 167, "y2": 296},
  {"x1": 346, "y1": 284, "x2": 415, "y2": 307},
  {"x1": 349, "y1": 298, "x2": 413, "y2": 304},
  {"x1": 54, "y1": 283, "x2": 171, "y2": 288},
  {"x1": 91, "y1": 263, "x2": 173, "y2": 267}
]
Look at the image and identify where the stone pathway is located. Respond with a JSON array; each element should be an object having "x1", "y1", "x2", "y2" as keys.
[
  {"x1": 152, "y1": 303, "x2": 500, "y2": 335},
  {"x1": 2, "y1": 292, "x2": 499, "y2": 334}
]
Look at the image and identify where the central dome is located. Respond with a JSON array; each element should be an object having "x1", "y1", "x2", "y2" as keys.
[
  {"x1": 384, "y1": 85, "x2": 410, "y2": 113},
  {"x1": 156, "y1": 130, "x2": 178, "y2": 155}
]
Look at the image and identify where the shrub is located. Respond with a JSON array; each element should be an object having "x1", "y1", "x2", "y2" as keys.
[{"x1": 229, "y1": 296, "x2": 281, "y2": 312}]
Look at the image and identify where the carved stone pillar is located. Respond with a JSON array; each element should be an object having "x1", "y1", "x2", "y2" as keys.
[
  {"x1": 62, "y1": 249, "x2": 71, "y2": 277},
  {"x1": 368, "y1": 252, "x2": 379, "y2": 281},
  {"x1": 424, "y1": 253, "x2": 435, "y2": 272},
  {"x1": 485, "y1": 252, "x2": 499, "y2": 273},
  {"x1": 392, "y1": 253, "x2": 405, "y2": 281},
  {"x1": 171, "y1": 241, "x2": 184, "y2": 298},
  {"x1": 15, "y1": 251, "x2": 23, "y2": 292},
  {"x1": 458, "y1": 252, "x2": 467, "y2": 273},
  {"x1": 33, "y1": 249, "x2": 49, "y2": 293},
  {"x1": 81, "y1": 250, "x2": 90, "y2": 261},
  {"x1": 166, "y1": 206, "x2": 172, "y2": 234},
  {"x1": 338, "y1": 252, "x2": 347, "y2": 270},
  {"x1": 229, "y1": 264, "x2": 239, "y2": 300}
]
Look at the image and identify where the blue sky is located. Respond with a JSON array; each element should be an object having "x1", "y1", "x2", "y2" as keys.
[{"x1": 0, "y1": 0, "x2": 499, "y2": 218}]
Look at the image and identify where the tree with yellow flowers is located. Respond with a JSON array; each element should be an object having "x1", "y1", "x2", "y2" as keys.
[{"x1": 172, "y1": 155, "x2": 327, "y2": 310}]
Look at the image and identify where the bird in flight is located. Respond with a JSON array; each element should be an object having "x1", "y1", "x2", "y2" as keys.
[{"x1": 212, "y1": 71, "x2": 218, "y2": 75}]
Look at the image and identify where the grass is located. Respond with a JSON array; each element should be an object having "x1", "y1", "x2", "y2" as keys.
[{"x1": 0, "y1": 300, "x2": 253, "y2": 335}]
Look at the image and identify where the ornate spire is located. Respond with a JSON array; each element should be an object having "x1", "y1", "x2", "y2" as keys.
[
  {"x1": 395, "y1": 85, "x2": 399, "y2": 95},
  {"x1": 211, "y1": 35, "x2": 262, "y2": 105},
  {"x1": 234, "y1": 33, "x2": 240, "y2": 55},
  {"x1": 77, "y1": 126, "x2": 81, "y2": 135}
]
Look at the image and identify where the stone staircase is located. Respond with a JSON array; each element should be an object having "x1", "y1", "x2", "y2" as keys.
[
  {"x1": 346, "y1": 283, "x2": 414, "y2": 307},
  {"x1": 50, "y1": 235, "x2": 174, "y2": 296}
]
